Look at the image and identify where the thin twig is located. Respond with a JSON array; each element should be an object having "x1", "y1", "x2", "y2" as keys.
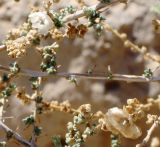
[
  {"x1": 0, "y1": 98, "x2": 5, "y2": 121},
  {"x1": 63, "y1": 0, "x2": 121, "y2": 22},
  {"x1": 30, "y1": 110, "x2": 37, "y2": 147},
  {"x1": 0, "y1": 121, "x2": 33, "y2": 147},
  {"x1": 104, "y1": 23, "x2": 160, "y2": 64},
  {"x1": 142, "y1": 122, "x2": 159, "y2": 145},
  {"x1": 136, "y1": 121, "x2": 159, "y2": 147},
  {"x1": 0, "y1": 64, "x2": 160, "y2": 83}
]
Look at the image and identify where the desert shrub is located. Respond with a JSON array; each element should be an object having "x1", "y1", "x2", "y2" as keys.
[{"x1": 0, "y1": 0, "x2": 160, "y2": 147}]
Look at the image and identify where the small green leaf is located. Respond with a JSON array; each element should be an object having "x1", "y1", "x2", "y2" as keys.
[
  {"x1": 22, "y1": 115, "x2": 35, "y2": 125},
  {"x1": 34, "y1": 126, "x2": 42, "y2": 136},
  {"x1": 143, "y1": 68, "x2": 153, "y2": 79},
  {"x1": 52, "y1": 136, "x2": 62, "y2": 147},
  {"x1": 111, "y1": 134, "x2": 120, "y2": 147}
]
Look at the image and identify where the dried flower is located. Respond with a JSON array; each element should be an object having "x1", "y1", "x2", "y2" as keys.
[
  {"x1": 66, "y1": 23, "x2": 78, "y2": 38},
  {"x1": 5, "y1": 30, "x2": 38, "y2": 58},
  {"x1": 50, "y1": 28, "x2": 63, "y2": 40},
  {"x1": 78, "y1": 104, "x2": 91, "y2": 114},
  {"x1": 77, "y1": 24, "x2": 88, "y2": 37},
  {"x1": 28, "y1": 12, "x2": 54, "y2": 35},
  {"x1": 123, "y1": 98, "x2": 145, "y2": 121},
  {"x1": 146, "y1": 114, "x2": 159, "y2": 124},
  {"x1": 152, "y1": 19, "x2": 160, "y2": 33},
  {"x1": 105, "y1": 107, "x2": 142, "y2": 139}
]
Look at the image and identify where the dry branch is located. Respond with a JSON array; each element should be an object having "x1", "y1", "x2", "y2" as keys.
[
  {"x1": 0, "y1": 64, "x2": 160, "y2": 83},
  {"x1": 0, "y1": 121, "x2": 34, "y2": 147},
  {"x1": 136, "y1": 120, "x2": 159, "y2": 147},
  {"x1": 63, "y1": 0, "x2": 121, "y2": 22}
]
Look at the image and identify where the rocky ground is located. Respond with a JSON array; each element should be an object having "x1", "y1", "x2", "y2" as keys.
[{"x1": 0, "y1": 0, "x2": 160, "y2": 146}]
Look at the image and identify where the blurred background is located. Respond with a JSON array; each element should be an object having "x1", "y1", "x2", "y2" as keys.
[{"x1": 0, "y1": 0, "x2": 160, "y2": 146}]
